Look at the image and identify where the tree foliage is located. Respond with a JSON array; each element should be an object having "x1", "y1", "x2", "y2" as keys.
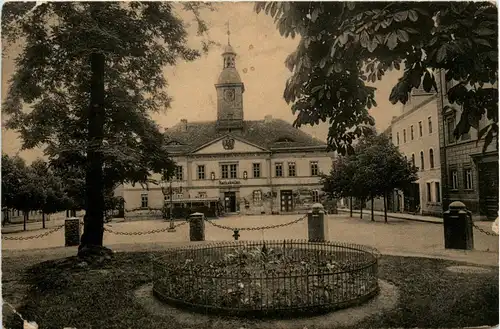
[
  {"x1": 256, "y1": 2, "x2": 498, "y2": 154},
  {"x1": 322, "y1": 134, "x2": 418, "y2": 202},
  {"x1": 2, "y1": 2, "x2": 212, "y2": 248},
  {"x1": 2, "y1": 2, "x2": 212, "y2": 189}
]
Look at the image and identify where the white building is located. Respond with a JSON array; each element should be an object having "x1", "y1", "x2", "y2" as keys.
[
  {"x1": 390, "y1": 85, "x2": 442, "y2": 216},
  {"x1": 118, "y1": 40, "x2": 335, "y2": 218}
]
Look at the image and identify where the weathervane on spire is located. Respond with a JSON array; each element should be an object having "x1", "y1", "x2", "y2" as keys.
[{"x1": 225, "y1": 21, "x2": 231, "y2": 45}]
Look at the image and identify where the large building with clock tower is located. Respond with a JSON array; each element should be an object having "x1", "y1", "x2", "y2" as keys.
[{"x1": 117, "y1": 38, "x2": 335, "y2": 218}]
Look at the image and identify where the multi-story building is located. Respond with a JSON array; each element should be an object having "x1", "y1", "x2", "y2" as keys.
[
  {"x1": 119, "y1": 41, "x2": 334, "y2": 217},
  {"x1": 436, "y1": 70, "x2": 498, "y2": 220},
  {"x1": 389, "y1": 83, "x2": 442, "y2": 216}
]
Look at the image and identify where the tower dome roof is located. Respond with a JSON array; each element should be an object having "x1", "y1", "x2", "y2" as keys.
[
  {"x1": 223, "y1": 44, "x2": 236, "y2": 54},
  {"x1": 218, "y1": 67, "x2": 242, "y2": 84}
]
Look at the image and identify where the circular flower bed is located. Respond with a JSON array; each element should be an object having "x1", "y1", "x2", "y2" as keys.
[{"x1": 153, "y1": 240, "x2": 380, "y2": 317}]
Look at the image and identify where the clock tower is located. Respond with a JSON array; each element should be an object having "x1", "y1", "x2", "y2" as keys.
[{"x1": 215, "y1": 27, "x2": 245, "y2": 131}]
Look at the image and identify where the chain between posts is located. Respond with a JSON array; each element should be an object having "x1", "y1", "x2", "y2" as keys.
[
  {"x1": 1, "y1": 224, "x2": 65, "y2": 241},
  {"x1": 471, "y1": 221, "x2": 499, "y2": 236},
  {"x1": 204, "y1": 214, "x2": 308, "y2": 231},
  {"x1": 103, "y1": 220, "x2": 188, "y2": 236}
]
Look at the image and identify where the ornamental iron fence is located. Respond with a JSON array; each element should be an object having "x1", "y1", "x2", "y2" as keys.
[{"x1": 153, "y1": 240, "x2": 380, "y2": 318}]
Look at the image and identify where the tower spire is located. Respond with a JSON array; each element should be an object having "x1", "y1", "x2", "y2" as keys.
[{"x1": 226, "y1": 21, "x2": 231, "y2": 45}]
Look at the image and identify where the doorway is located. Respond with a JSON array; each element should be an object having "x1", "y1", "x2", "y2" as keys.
[
  {"x1": 404, "y1": 183, "x2": 420, "y2": 213},
  {"x1": 224, "y1": 192, "x2": 237, "y2": 213},
  {"x1": 280, "y1": 190, "x2": 294, "y2": 212},
  {"x1": 478, "y1": 161, "x2": 499, "y2": 219}
]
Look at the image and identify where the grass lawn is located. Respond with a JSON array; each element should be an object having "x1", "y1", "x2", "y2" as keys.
[{"x1": 2, "y1": 251, "x2": 498, "y2": 329}]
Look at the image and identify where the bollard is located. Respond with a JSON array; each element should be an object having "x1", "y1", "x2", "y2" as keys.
[
  {"x1": 308, "y1": 203, "x2": 327, "y2": 242},
  {"x1": 188, "y1": 212, "x2": 205, "y2": 241},
  {"x1": 443, "y1": 201, "x2": 474, "y2": 250},
  {"x1": 65, "y1": 217, "x2": 81, "y2": 247}
]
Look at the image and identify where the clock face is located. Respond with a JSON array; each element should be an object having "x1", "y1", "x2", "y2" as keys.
[{"x1": 224, "y1": 89, "x2": 235, "y2": 102}]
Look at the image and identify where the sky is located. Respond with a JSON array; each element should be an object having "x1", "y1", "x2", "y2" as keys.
[{"x1": 1, "y1": 2, "x2": 403, "y2": 163}]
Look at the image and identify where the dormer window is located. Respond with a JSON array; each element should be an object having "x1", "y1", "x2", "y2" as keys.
[
  {"x1": 167, "y1": 140, "x2": 182, "y2": 146},
  {"x1": 275, "y1": 137, "x2": 294, "y2": 143}
]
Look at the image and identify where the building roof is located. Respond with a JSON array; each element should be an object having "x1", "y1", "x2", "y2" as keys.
[
  {"x1": 217, "y1": 67, "x2": 242, "y2": 84},
  {"x1": 223, "y1": 44, "x2": 236, "y2": 54},
  {"x1": 164, "y1": 118, "x2": 327, "y2": 154}
]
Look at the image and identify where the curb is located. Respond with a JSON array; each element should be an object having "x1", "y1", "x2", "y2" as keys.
[{"x1": 337, "y1": 209, "x2": 442, "y2": 224}]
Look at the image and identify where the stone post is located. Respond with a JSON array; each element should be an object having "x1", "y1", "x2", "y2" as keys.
[
  {"x1": 443, "y1": 201, "x2": 474, "y2": 250},
  {"x1": 189, "y1": 212, "x2": 205, "y2": 241},
  {"x1": 308, "y1": 203, "x2": 327, "y2": 242},
  {"x1": 65, "y1": 217, "x2": 81, "y2": 247}
]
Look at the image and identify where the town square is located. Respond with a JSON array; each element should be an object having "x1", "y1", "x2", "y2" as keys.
[{"x1": 1, "y1": 2, "x2": 499, "y2": 329}]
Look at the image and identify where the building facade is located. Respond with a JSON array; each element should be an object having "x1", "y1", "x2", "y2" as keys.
[
  {"x1": 436, "y1": 70, "x2": 498, "y2": 220},
  {"x1": 119, "y1": 41, "x2": 334, "y2": 218},
  {"x1": 390, "y1": 84, "x2": 442, "y2": 216}
]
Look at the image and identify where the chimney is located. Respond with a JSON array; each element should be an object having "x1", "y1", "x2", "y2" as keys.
[
  {"x1": 180, "y1": 119, "x2": 188, "y2": 132},
  {"x1": 264, "y1": 115, "x2": 273, "y2": 123}
]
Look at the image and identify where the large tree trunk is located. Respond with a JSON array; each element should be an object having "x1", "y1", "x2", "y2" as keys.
[
  {"x1": 42, "y1": 212, "x2": 45, "y2": 229},
  {"x1": 371, "y1": 195, "x2": 374, "y2": 222},
  {"x1": 79, "y1": 53, "x2": 106, "y2": 253},
  {"x1": 384, "y1": 191, "x2": 388, "y2": 223},
  {"x1": 23, "y1": 211, "x2": 27, "y2": 231},
  {"x1": 349, "y1": 197, "x2": 353, "y2": 217}
]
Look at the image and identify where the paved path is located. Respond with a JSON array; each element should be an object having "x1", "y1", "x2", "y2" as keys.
[{"x1": 2, "y1": 214, "x2": 498, "y2": 266}]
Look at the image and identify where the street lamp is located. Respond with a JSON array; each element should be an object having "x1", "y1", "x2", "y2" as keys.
[{"x1": 160, "y1": 179, "x2": 176, "y2": 232}]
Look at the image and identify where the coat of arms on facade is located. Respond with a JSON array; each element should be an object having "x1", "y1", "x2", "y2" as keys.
[{"x1": 222, "y1": 137, "x2": 235, "y2": 150}]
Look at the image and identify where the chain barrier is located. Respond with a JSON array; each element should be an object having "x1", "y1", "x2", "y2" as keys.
[
  {"x1": 1, "y1": 224, "x2": 65, "y2": 241},
  {"x1": 103, "y1": 220, "x2": 188, "y2": 236},
  {"x1": 204, "y1": 214, "x2": 308, "y2": 232},
  {"x1": 471, "y1": 221, "x2": 499, "y2": 236}
]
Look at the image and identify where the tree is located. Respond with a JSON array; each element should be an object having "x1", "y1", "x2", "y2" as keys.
[
  {"x1": 255, "y1": 2, "x2": 498, "y2": 154},
  {"x1": 30, "y1": 159, "x2": 68, "y2": 228},
  {"x1": 355, "y1": 134, "x2": 418, "y2": 222},
  {"x1": 2, "y1": 2, "x2": 212, "y2": 255},
  {"x1": 323, "y1": 134, "x2": 417, "y2": 222}
]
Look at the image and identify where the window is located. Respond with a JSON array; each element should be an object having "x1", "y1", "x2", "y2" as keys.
[
  {"x1": 221, "y1": 165, "x2": 229, "y2": 179},
  {"x1": 461, "y1": 129, "x2": 471, "y2": 141},
  {"x1": 310, "y1": 161, "x2": 319, "y2": 176},
  {"x1": 429, "y1": 149, "x2": 434, "y2": 169},
  {"x1": 450, "y1": 170, "x2": 458, "y2": 190},
  {"x1": 435, "y1": 182, "x2": 441, "y2": 202},
  {"x1": 396, "y1": 132, "x2": 400, "y2": 145},
  {"x1": 464, "y1": 168, "x2": 473, "y2": 190},
  {"x1": 253, "y1": 163, "x2": 261, "y2": 178},
  {"x1": 419, "y1": 121, "x2": 423, "y2": 137},
  {"x1": 288, "y1": 162, "x2": 296, "y2": 177},
  {"x1": 253, "y1": 190, "x2": 262, "y2": 203},
  {"x1": 428, "y1": 116, "x2": 433, "y2": 134},
  {"x1": 141, "y1": 193, "x2": 148, "y2": 208},
  {"x1": 411, "y1": 154, "x2": 415, "y2": 167},
  {"x1": 403, "y1": 129, "x2": 407, "y2": 143},
  {"x1": 275, "y1": 163, "x2": 283, "y2": 177},
  {"x1": 427, "y1": 183, "x2": 432, "y2": 202},
  {"x1": 229, "y1": 164, "x2": 237, "y2": 179},
  {"x1": 197, "y1": 165, "x2": 205, "y2": 180},
  {"x1": 312, "y1": 190, "x2": 320, "y2": 203},
  {"x1": 447, "y1": 116, "x2": 456, "y2": 143},
  {"x1": 411, "y1": 125, "x2": 414, "y2": 140},
  {"x1": 175, "y1": 166, "x2": 183, "y2": 181},
  {"x1": 198, "y1": 191, "x2": 207, "y2": 198},
  {"x1": 420, "y1": 151, "x2": 425, "y2": 170}
]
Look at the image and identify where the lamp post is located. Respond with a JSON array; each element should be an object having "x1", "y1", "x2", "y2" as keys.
[{"x1": 160, "y1": 179, "x2": 176, "y2": 232}]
